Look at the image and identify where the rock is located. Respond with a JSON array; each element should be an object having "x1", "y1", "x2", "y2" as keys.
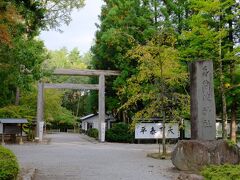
[
  {"x1": 171, "y1": 140, "x2": 240, "y2": 171},
  {"x1": 177, "y1": 173, "x2": 204, "y2": 180},
  {"x1": 19, "y1": 168, "x2": 36, "y2": 180}
]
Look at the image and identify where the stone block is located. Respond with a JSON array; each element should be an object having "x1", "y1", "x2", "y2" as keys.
[
  {"x1": 171, "y1": 140, "x2": 240, "y2": 171},
  {"x1": 177, "y1": 173, "x2": 204, "y2": 180}
]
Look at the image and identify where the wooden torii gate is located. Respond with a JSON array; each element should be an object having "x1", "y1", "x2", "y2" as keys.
[{"x1": 36, "y1": 69, "x2": 120, "y2": 142}]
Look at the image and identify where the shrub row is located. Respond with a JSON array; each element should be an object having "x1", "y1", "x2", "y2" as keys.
[
  {"x1": 87, "y1": 128, "x2": 99, "y2": 139},
  {"x1": 106, "y1": 122, "x2": 134, "y2": 143},
  {"x1": 0, "y1": 146, "x2": 19, "y2": 180}
]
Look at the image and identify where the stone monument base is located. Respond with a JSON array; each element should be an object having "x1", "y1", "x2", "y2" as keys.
[{"x1": 171, "y1": 140, "x2": 240, "y2": 171}]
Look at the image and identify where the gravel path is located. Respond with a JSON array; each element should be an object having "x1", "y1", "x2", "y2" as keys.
[{"x1": 6, "y1": 133, "x2": 179, "y2": 180}]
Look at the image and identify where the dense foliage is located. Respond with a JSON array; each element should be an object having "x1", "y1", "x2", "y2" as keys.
[
  {"x1": 0, "y1": 0, "x2": 85, "y2": 108},
  {"x1": 0, "y1": 0, "x2": 86, "y2": 134},
  {"x1": 0, "y1": 146, "x2": 19, "y2": 180},
  {"x1": 119, "y1": 31, "x2": 189, "y2": 126},
  {"x1": 87, "y1": 128, "x2": 99, "y2": 139},
  {"x1": 0, "y1": 0, "x2": 239, "y2": 142},
  {"x1": 91, "y1": 0, "x2": 158, "y2": 120},
  {"x1": 106, "y1": 123, "x2": 134, "y2": 143},
  {"x1": 179, "y1": 0, "x2": 240, "y2": 140},
  {"x1": 92, "y1": 0, "x2": 240, "y2": 141},
  {"x1": 44, "y1": 48, "x2": 93, "y2": 117},
  {"x1": 201, "y1": 164, "x2": 240, "y2": 180}
]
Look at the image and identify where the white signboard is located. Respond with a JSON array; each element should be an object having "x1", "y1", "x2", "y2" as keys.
[
  {"x1": 183, "y1": 121, "x2": 231, "y2": 138},
  {"x1": 184, "y1": 120, "x2": 191, "y2": 138},
  {"x1": 0, "y1": 123, "x2": 3, "y2": 134},
  {"x1": 216, "y1": 122, "x2": 230, "y2": 138},
  {"x1": 39, "y1": 121, "x2": 44, "y2": 141},
  {"x1": 100, "y1": 122, "x2": 106, "y2": 142},
  {"x1": 135, "y1": 123, "x2": 179, "y2": 139}
]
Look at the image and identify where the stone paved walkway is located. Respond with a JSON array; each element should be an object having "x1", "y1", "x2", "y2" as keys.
[{"x1": 7, "y1": 133, "x2": 179, "y2": 180}]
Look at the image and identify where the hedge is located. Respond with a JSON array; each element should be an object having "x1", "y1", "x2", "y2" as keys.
[
  {"x1": 87, "y1": 128, "x2": 99, "y2": 139},
  {"x1": 0, "y1": 146, "x2": 19, "y2": 180},
  {"x1": 106, "y1": 122, "x2": 134, "y2": 143}
]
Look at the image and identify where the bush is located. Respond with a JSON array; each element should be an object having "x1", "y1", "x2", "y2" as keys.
[
  {"x1": 106, "y1": 122, "x2": 134, "y2": 143},
  {"x1": 201, "y1": 164, "x2": 240, "y2": 180},
  {"x1": 87, "y1": 128, "x2": 99, "y2": 139},
  {"x1": 0, "y1": 146, "x2": 19, "y2": 180}
]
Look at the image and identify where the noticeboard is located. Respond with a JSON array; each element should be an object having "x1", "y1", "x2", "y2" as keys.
[{"x1": 4, "y1": 125, "x2": 21, "y2": 134}]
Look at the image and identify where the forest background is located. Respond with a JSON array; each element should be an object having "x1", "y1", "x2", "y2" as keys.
[{"x1": 0, "y1": 0, "x2": 239, "y2": 142}]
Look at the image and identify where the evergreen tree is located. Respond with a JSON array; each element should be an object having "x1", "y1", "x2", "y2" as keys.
[
  {"x1": 91, "y1": 0, "x2": 157, "y2": 119},
  {"x1": 180, "y1": 0, "x2": 240, "y2": 140}
]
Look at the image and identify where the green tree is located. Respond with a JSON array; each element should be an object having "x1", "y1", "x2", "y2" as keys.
[
  {"x1": 42, "y1": 48, "x2": 94, "y2": 118},
  {"x1": 39, "y1": 0, "x2": 85, "y2": 31},
  {"x1": 44, "y1": 47, "x2": 87, "y2": 70},
  {"x1": 44, "y1": 89, "x2": 77, "y2": 130},
  {"x1": 62, "y1": 90, "x2": 92, "y2": 117},
  {"x1": 179, "y1": 0, "x2": 240, "y2": 140},
  {"x1": 0, "y1": 0, "x2": 86, "y2": 106},
  {"x1": 120, "y1": 31, "x2": 189, "y2": 155},
  {"x1": 0, "y1": 0, "x2": 86, "y2": 136},
  {"x1": 0, "y1": 37, "x2": 47, "y2": 107},
  {"x1": 91, "y1": 0, "x2": 157, "y2": 119},
  {"x1": 90, "y1": 0, "x2": 240, "y2": 143}
]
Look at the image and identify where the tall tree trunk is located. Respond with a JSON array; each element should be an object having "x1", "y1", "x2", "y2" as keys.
[
  {"x1": 229, "y1": 62, "x2": 237, "y2": 142},
  {"x1": 15, "y1": 87, "x2": 20, "y2": 105},
  {"x1": 227, "y1": 5, "x2": 237, "y2": 142},
  {"x1": 219, "y1": 55, "x2": 228, "y2": 140},
  {"x1": 218, "y1": 11, "x2": 228, "y2": 140},
  {"x1": 160, "y1": 60, "x2": 166, "y2": 157},
  {"x1": 230, "y1": 96, "x2": 237, "y2": 142},
  {"x1": 162, "y1": 110, "x2": 167, "y2": 157},
  {"x1": 153, "y1": 0, "x2": 158, "y2": 26},
  {"x1": 76, "y1": 95, "x2": 81, "y2": 117}
]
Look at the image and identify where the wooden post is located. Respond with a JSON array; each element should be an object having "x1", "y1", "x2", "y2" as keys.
[
  {"x1": 98, "y1": 74, "x2": 105, "y2": 142},
  {"x1": 1, "y1": 125, "x2": 4, "y2": 145},
  {"x1": 36, "y1": 82, "x2": 44, "y2": 141},
  {"x1": 1, "y1": 134, "x2": 4, "y2": 145},
  {"x1": 19, "y1": 124, "x2": 23, "y2": 145}
]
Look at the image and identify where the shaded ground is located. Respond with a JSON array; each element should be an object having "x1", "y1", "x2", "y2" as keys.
[{"x1": 7, "y1": 133, "x2": 179, "y2": 180}]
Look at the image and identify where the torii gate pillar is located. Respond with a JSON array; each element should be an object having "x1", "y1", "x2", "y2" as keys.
[
  {"x1": 98, "y1": 74, "x2": 105, "y2": 142},
  {"x1": 36, "y1": 82, "x2": 44, "y2": 142}
]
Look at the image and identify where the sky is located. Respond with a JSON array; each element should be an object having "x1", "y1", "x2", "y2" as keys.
[{"x1": 39, "y1": 0, "x2": 104, "y2": 55}]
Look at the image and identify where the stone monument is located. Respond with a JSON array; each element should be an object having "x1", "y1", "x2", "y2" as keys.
[
  {"x1": 171, "y1": 60, "x2": 240, "y2": 171},
  {"x1": 190, "y1": 61, "x2": 216, "y2": 140}
]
